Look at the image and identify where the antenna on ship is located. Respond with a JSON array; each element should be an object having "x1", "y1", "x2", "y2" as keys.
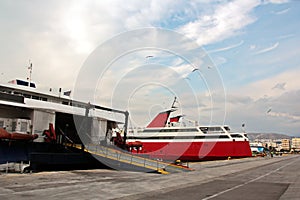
[
  {"x1": 171, "y1": 97, "x2": 178, "y2": 109},
  {"x1": 27, "y1": 60, "x2": 33, "y2": 87}
]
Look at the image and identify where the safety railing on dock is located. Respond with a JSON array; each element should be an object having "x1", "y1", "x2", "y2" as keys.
[{"x1": 65, "y1": 143, "x2": 193, "y2": 174}]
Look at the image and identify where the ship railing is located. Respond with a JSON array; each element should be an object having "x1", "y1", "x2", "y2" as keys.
[{"x1": 83, "y1": 143, "x2": 185, "y2": 173}]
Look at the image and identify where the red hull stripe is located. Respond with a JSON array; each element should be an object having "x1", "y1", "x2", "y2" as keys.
[{"x1": 133, "y1": 141, "x2": 252, "y2": 161}]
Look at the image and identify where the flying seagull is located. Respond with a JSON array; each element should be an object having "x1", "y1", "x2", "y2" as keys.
[
  {"x1": 267, "y1": 108, "x2": 272, "y2": 113},
  {"x1": 146, "y1": 55, "x2": 153, "y2": 59},
  {"x1": 192, "y1": 68, "x2": 199, "y2": 72}
]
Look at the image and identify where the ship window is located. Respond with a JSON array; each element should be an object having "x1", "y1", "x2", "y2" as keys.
[
  {"x1": 178, "y1": 128, "x2": 198, "y2": 132},
  {"x1": 219, "y1": 135, "x2": 230, "y2": 139},
  {"x1": 208, "y1": 127, "x2": 222, "y2": 132},
  {"x1": 200, "y1": 127, "x2": 208, "y2": 133},
  {"x1": 32, "y1": 95, "x2": 39, "y2": 100},
  {"x1": 30, "y1": 83, "x2": 36, "y2": 88},
  {"x1": 72, "y1": 103, "x2": 78, "y2": 107},
  {"x1": 165, "y1": 129, "x2": 178, "y2": 132},
  {"x1": 16, "y1": 79, "x2": 29, "y2": 86},
  {"x1": 23, "y1": 94, "x2": 31, "y2": 98},
  {"x1": 15, "y1": 79, "x2": 36, "y2": 88},
  {"x1": 21, "y1": 122, "x2": 28, "y2": 132},
  {"x1": 142, "y1": 128, "x2": 199, "y2": 133},
  {"x1": 224, "y1": 126, "x2": 230, "y2": 131},
  {"x1": 197, "y1": 135, "x2": 229, "y2": 139},
  {"x1": 11, "y1": 122, "x2": 17, "y2": 131},
  {"x1": 231, "y1": 134, "x2": 243, "y2": 138},
  {"x1": 200, "y1": 126, "x2": 224, "y2": 133},
  {"x1": 143, "y1": 129, "x2": 164, "y2": 133},
  {"x1": 76, "y1": 104, "x2": 85, "y2": 108}
]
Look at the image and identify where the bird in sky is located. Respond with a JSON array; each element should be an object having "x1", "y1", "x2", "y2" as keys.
[
  {"x1": 192, "y1": 68, "x2": 199, "y2": 72},
  {"x1": 146, "y1": 55, "x2": 153, "y2": 59}
]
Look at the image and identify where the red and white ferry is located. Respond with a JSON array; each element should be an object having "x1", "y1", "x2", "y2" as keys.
[{"x1": 125, "y1": 101, "x2": 252, "y2": 161}]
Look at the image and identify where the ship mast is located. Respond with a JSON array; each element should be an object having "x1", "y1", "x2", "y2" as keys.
[
  {"x1": 27, "y1": 60, "x2": 33, "y2": 86},
  {"x1": 171, "y1": 96, "x2": 178, "y2": 109}
]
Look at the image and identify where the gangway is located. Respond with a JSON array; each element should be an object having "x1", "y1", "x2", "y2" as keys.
[{"x1": 66, "y1": 143, "x2": 193, "y2": 174}]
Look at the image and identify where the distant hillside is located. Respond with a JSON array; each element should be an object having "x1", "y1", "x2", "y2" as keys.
[{"x1": 247, "y1": 133, "x2": 292, "y2": 141}]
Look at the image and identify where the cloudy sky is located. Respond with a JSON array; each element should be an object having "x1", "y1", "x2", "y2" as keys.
[{"x1": 0, "y1": 0, "x2": 299, "y2": 136}]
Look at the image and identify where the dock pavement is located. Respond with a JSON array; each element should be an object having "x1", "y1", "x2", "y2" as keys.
[{"x1": 0, "y1": 154, "x2": 299, "y2": 200}]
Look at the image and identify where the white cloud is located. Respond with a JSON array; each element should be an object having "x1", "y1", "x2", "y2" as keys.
[
  {"x1": 254, "y1": 42, "x2": 279, "y2": 55},
  {"x1": 0, "y1": 0, "x2": 284, "y2": 89},
  {"x1": 208, "y1": 40, "x2": 244, "y2": 53},
  {"x1": 263, "y1": 0, "x2": 289, "y2": 4},
  {"x1": 232, "y1": 68, "x2": 300, "y2": 99},
  {"x1": 272, "y1": 8, "x2": 290, "y2": 15},
  {"x1": 212, "y1": 56, "x2": 227, "y2": 66},
  {"x1": 224, "y1": 68, "x2": 300, "y2": 135},
  {"x1": 249, "y1": 45, "x2": 256, "y2": 50},
  {"x1": 178, "y1": 0, "x2": 260, "y2": 45},
  {"x1": 268, "y1": 111, "x2": 300, "y2": 121},
  {"x1": 277, "y1": 34, "x2": 294, "y2": 40},
  {"x1": 272, "y1": 82, "x2": 286, "y2": 90}
]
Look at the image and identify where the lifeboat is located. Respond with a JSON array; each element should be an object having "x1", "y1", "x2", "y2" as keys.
[{"x1": 0, "y1": 128, "x2": 38, "y2": 141}]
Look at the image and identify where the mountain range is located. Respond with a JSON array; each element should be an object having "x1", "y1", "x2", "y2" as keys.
[{"x1": 247, "y1": 133, "x2": 293, "y2": 141}]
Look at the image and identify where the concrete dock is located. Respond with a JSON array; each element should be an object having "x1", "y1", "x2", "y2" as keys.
[{"x1": 0, "y1": 155, "x2": 299, "y2": 200}]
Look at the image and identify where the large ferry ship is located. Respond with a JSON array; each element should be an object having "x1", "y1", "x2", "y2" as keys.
[
  {"x1": 0, "y1": 77, "x2": 128, "y2": 170},
  {"x1": 125, "y1": 99, "x2": 252, "y2": 161}
]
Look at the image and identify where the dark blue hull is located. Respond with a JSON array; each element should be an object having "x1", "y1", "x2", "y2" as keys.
[{"x1": 0, "y1": 140, "x2": 108, "y2": 171}]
